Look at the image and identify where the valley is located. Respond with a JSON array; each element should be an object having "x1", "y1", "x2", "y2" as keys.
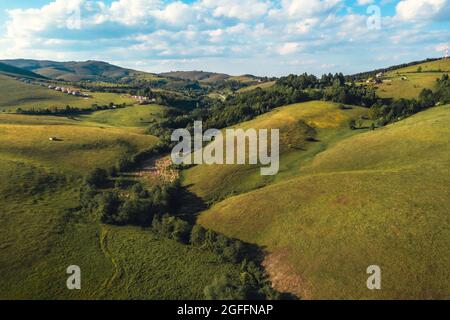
[{"x1": 0, "y1": 57, "x2": 448, "y2": 300}]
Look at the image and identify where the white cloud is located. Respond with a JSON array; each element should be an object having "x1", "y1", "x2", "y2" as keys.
[
  {"x1": 278, "y1": 42, "x2": 302, "y2": 55},
  {"x1": 6, "y1": 0, "x2": 85, "y2": 37},
  {"x1": 97, "y1": 0, "x2": 160, "y2": 25},
  {"x1": 396, "y1": 0, "x2": 450, "y2": 22},
  {"x1": 275, "y1": 0, "x2": 342, "y2": 19},
  {"x1": 153, "y1": 2, "x2": 196, "y2": 25},
  {"x1": 0, "y1": 0, "x2": 448, "y2": 75},
  {"x1": 435, "y1": 43, "x2": 449, "y2": 52},
  {"x1": 201, "y1": 0, "x2": 271, "y2": 20},
  {"x1": 357, "y1": 0, "x2": 374, "y2": 5}
]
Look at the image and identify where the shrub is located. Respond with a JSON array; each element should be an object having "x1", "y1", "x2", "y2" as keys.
[
  {"x1": 204, "y1": 275, "x2": 247, "y2": 300},
  {"x1": 116, "y1": 157, "x2": 134, "y2": 172},
  {"x1": 190, "y1": 224, "x2": 207, "y2": 246},
  {"x1": 152, "y1": 215, "x2": 193, "y2": 244},
  {"x1": 116, "y1": 199, "x2": 153, "y2": 226},
  {"x1": 85, "y1": 168, "x2": 109, "y2": 187},
  {"x1": 172, "y1": 219, "x2": 192, "y2": 244},
  {"x1": 97, "y1": 192, "x2": 122, "y2": 224}
]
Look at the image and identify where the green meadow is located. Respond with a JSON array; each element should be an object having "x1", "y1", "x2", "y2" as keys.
[
  {"x1": 0, "y1": 106, "x2": 240, "y2": 299},
  {"x1": 80, "y1": 104, "x2": 167, "y2": 128},
  {"x1": 0, "y1": 74, "x2": 135, "y2": 111},
  {"x1": 0, "y1": 57, "x2": 448, "y2": 300},
  {"x1": 375, "y1": 58, "x2": 450, "y2": 99},
  {"x1": 183, "y1": 101, "x2": 369, "y2": 203},
  {"x1": 197, "y1": 105, "x2": 450, "y2": 299}
]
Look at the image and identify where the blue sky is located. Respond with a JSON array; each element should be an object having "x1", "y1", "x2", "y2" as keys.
[{"x1": 0, "y1": 0, "x2": 448, "y2": 76}]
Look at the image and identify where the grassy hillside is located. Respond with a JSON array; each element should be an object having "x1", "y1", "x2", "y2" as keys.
[
  {"x1": 375, "y1": 58, "x2": 449, "y2": 99},
  {"x1": 387, "y1": 59, "x2": 450, "y2": 74},
  {"x1": 238, "y1": 81, "x2": 276, "y2": 93},
  {"x1": 183, "y1": 101, "x2": 368, "y2": 203},
  {"x1": 160, "y1": 71, "x2": 230, "y2": 83},
  {"x1": 80, "y1": 104, "x2": 167, "y2": 128},
  {"x1": 0, "y1": 62, "x2": 46, "y2": 79},
  {"x1": 197, "y1": 105, "x2": 450, "y2": 299},
  {"x1": 0, "y1": 110, "x2": 240, "y2": 299},
  {"x1": 0, "y1": 123, "x2": 158, "y2": 174},
  {"x1": 0, "y1": 75, "x2": 135, "y2": 111},
  {"x1": 0, "y1": 59, "x2": 159, "y2": 82},
  {"x1": 0, "y1": 162, "x2": 239, "y2": 299}
]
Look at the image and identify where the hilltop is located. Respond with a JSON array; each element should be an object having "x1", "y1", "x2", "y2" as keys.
[
  {"x1": 196, "y1": 105, "x2": 450, "y2": 299},
  {"x1": 0, "y1": 59, "x2": 159, "y2": 82},
  {"x1": 371, "y1": 58, "x2": 450, "y2": 99},
  {"x1": 0, "y1": 55, "x2": 448, "y2": 300},
  {"x1": 0, "y1": 62, "x2": 47, "y2": 79},
  {"x1": 160, "y1": 71, "x2": 231, "y2": 83}
]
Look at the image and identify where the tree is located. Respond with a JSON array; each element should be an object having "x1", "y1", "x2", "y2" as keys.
[
  {"x1": 86, "y1": 168, "x2": 109, "y2": 187},
  {"x1": 98, "y1": 192, "x2": 121, "y2": 223},
  {"x1": 204, "y1": 275, "x2": 247, "y2": 300},
  {"x1": 172, "y1": 219, "x2": 192, "y2": 243},
  {"x1": 190, "y1": 224, "x2": 207, "y2": 246},
  {"x1": 349, "y1": 119, "x2": 357, "y2": 130}
]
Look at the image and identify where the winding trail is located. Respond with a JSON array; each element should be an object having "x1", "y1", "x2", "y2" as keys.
[{"x1": 96, "y1": 226, "x2": 129, "y2": 298}]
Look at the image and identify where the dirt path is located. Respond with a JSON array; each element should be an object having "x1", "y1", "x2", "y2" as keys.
[
  {"x1": 95, "y1": 226, "x2": 128, "y2": 298},
  {"x1": 262, "y1": 249, "x2": 312, "y2": 300},
  {"x1": 131, "y1": 155, "x2": 179, "y2": 185}
]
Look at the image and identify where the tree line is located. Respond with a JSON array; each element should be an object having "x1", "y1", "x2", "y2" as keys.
[
  {"x1": 80, "y1": 163, "x2": 288, "y2": 300},
  {"x1": 15, "y1": 103, "x2": 127, "y2": 116},
  {"x1": 369, "y1": 74, "x2": 449, "y2": 126}
]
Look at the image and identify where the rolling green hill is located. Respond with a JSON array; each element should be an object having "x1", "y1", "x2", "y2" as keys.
[
  {"x1": 79, "y1": 104, "x2": 168, "y2": 128},
  {"x1": 0, "y1": 111, "x2": 240, "y2": 299},
  {"x1": 197, "y1": 105, "x2": 450, "y2": 299},
  {"x1": 160, "y1": 71, "x2": 231, "y2": 83},
  {"x1": 0, "y1": 62, "x2": 46, "y2": 79},
  {"x1": 183, "y1": 101, "x2": 368, "y2": 203},
  {"x1": 0, "y1": 59, "x2": 159, "y2": 82},
  {"x1": 374, "y1": 58, "x2": 450, "y2": 100},
  {"x1": 0, "y1": 74, "x2": 135, "y2": 111}
]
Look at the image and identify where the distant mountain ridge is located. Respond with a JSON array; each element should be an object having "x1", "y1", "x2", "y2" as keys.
[
  {"x1": 159, "y1": 71, "x2": 231, "y2": 83},
  {"x1": 0, "y1": 61, "x2": 47, "y2": 79},
  {"x1": 0, "y1": 59, "x2": 157, "y2": 82}
]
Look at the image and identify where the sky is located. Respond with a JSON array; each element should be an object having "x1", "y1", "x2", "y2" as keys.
[{"x1": 0, "y1": 0, "x2": 448, "y2": 76}]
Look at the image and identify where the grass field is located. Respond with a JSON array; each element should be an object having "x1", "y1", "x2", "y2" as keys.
[
  {"x1": 197, "y1": 105, "x2": 450, "y2": 299},
  {"x1": 80, "y1": 104, "x2": 167, "y2": 128},
  {"x1": 0, "y1": 74, "x2": 135, "y2": 111},
  {"x1": 0, "y1": 121, "x2": 158, "y2": 174},
  {"x1": 238, "y1": 81, "x2": 276, "y2": 93},
  {"x1": 374, "y1": 58, "x2": 449, "y2": 99},
  {"x1": 388, "y1": 59, "x2": 450, "y2": 74},
  {"x1": 0, "y1": 164, "x2": 239, "y2": 299},
  {"x1": 0, "y1": 106, "x2": 241, "y2": 299},
  {"x1": 182, "y1": 101, "x2": 369, "y2": 203}
]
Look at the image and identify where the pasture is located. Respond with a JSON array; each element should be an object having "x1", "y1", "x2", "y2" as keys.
[
  {"x1": 182, "y1": 101, "x2": 369, "y2": 203},
  {"x1": 0, "y1": 106, "x2": 240, "y2": 299},
  {"x1": 375, "y1": 58, "x2": 450, "y2": 99},
  {"x1": 80, "y1": 104, "x2": 167, "y2": 128},
  {"x1": 0, "y1": 74, "x2": 135, "y2": 111},
  {"x1": 197, "y1": 105, "x2": 450, "y2": 299}
]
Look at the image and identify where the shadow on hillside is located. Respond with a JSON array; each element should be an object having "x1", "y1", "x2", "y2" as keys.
[
  {"x1": 173, "y1": 184, "x2": 301, "y2": 300},
  {"x1": 173, "y1": 184, "x2": 208, "y2": 224}
]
